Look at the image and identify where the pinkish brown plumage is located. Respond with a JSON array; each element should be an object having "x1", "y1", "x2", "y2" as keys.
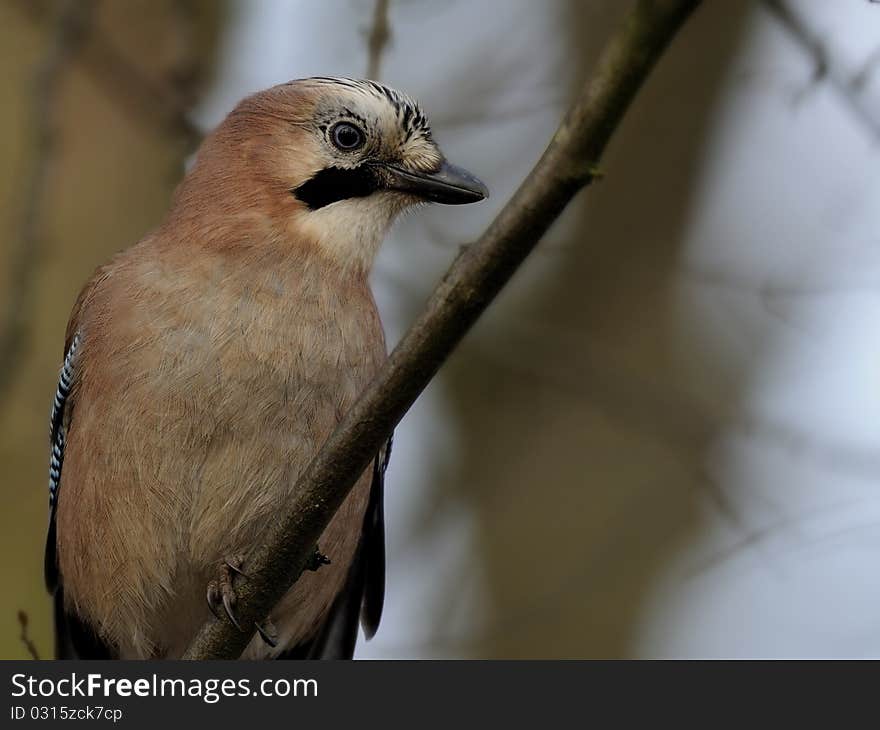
[{"x1": 45, "y1": 78, "x2": 486, "y2": 659}]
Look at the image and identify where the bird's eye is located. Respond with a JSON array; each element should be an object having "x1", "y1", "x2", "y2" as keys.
[{"x1": 330, "y1": 122, "x2": 365, "y2": 151}]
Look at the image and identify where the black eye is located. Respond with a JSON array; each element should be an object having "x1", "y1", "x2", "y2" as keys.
[{"x1": 330, "y1": 122, "x2": 365, "y2": 151}]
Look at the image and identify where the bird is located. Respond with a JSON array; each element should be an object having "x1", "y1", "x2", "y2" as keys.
[{"x1": 44, "y1": 77, "x2": 487, "y2": 659}]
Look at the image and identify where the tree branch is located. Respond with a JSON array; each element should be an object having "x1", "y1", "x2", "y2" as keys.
[
  {"x1": 183, "y1": 0, "x2": 702, "y2": 660},
  {"x1": 17, "y1": 611, "x2": 41, "y2": 661},
  {"x1": 762, "y1": 0, "x2": 880, "y2": 140}
]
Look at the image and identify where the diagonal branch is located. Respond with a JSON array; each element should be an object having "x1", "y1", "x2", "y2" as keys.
[{"x1": 183, "y1": 0, "x2": 702, "y2": 660}]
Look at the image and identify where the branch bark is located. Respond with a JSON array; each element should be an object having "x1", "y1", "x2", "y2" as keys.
[{"x1": 183, "y1": 0, "x2": 702, "y2": 660}]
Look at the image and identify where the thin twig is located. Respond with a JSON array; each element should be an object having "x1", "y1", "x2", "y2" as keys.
[
  {"x1": 762, "y1": 0, "x2": 880, "y2": 140},
  {"x1": 366, "y1": 0, "x2": 391, "y2": 80},
  {"x1": 165, "y1": 0, "x2": 202, "y2": 108},
  {"x1": 17, "y1": 611, "x2": 41, "y2": 661},
  {"x1": 0, "y1": 0, "x2": 92, "y2": 401},
  {"x1": 183, "y1": 0, "x2": 702, "y2": 660}
]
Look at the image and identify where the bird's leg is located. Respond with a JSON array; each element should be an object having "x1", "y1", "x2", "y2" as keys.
[{"x1": 206, "y1": 554, "x2": 246, "y2": 632}]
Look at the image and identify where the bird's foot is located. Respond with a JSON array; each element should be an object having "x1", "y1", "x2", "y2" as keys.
[
  {"x1": 306, "y1": 546, "x2": 331, "y2": 572},
  {"x1": 206, "y1": 554, "x2": 246, "y2": 632},
  {"x1": 206, "y1": 549, "x2": 328, "y2": 635}
]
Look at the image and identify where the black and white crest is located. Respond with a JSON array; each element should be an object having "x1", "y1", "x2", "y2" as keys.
[
  {"x1": 305, "y1": 77, "x2": 433, "y2": 143},
  {"x1": 292, "y1": 77, "x2": 443, "y2": 211}
]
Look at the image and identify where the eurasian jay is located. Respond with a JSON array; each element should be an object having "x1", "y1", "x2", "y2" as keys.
[{"x1": 44, "y1": 77, "x2": 487, "y2": 659}]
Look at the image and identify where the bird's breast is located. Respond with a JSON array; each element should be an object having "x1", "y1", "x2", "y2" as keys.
[
  {"x1": 60, "y1": 246, "x2": 386, "y2": 657},
  {"x1": 149, "y1": 261, "x2": 385, "y2": 548}
]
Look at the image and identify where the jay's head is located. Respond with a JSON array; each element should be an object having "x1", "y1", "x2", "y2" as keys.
[{"x1": 178, "y1": 78, "x2": 487, "y2": 273}]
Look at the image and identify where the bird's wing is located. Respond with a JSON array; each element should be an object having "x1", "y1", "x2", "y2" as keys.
[
  {"x1": 46, "y1": 272, "x2": 116, "y2": 659},
  {"x1": 280, "y1": 436, "x2": 391, "y2": 660},
  {"x1": 43, "y1": 331, "x2": 80, "y2": 594},
  {"x1": 361, "y1": 434, "x2": 390, "y2": 638},
  {"x1": 46, "y1": 331, "x2": 115, "y2": 658}
]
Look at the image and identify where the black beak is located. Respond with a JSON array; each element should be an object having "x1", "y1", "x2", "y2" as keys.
[{"x1": 381, "y1": 160, "x2": 488, "y2": 205}]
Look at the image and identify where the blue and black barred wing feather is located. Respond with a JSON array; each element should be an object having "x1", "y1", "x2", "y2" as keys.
[
  {"x1": 45, "y1": 329, "x2": 115, "y2": 659},
  {"x1": 280, "y1": 435, "x2": 391, "y2": 660},
  {"x1": 44, "y1": 332, "x2": 79, "y2": 594}
]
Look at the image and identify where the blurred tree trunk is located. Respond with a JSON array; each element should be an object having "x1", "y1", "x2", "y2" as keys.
[{"x1": 0, "y1": 0, "x2": 224, "y2": 660}]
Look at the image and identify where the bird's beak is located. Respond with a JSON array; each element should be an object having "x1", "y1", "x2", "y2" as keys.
[{"x1": 380, "y1": 160, "x2": 488, "y2": 205}]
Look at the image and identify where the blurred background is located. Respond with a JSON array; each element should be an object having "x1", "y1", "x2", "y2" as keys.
[{"x1": 3, "y1": 0, "x2": 880, "y2": 659}]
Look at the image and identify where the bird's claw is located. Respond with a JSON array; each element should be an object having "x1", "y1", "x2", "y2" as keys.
[
  {"x1": 225, "y1": 557, "x2": 249, "y2": 578},
  {"x1": 206, "y1": 582, "x2": 222, "y2": 621},
  {"x1": 256, "y1": 619, "x2": 278, "y2": 648},
  {"x1": 206, "y1": 554, "x2": 246, "y2": 632},
  {"x1": 207, "y1": 550, "x2": 327, "y2": 638},
  {"x1": 306, "y1": 547, "x2": 331, "y2": 572}
]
